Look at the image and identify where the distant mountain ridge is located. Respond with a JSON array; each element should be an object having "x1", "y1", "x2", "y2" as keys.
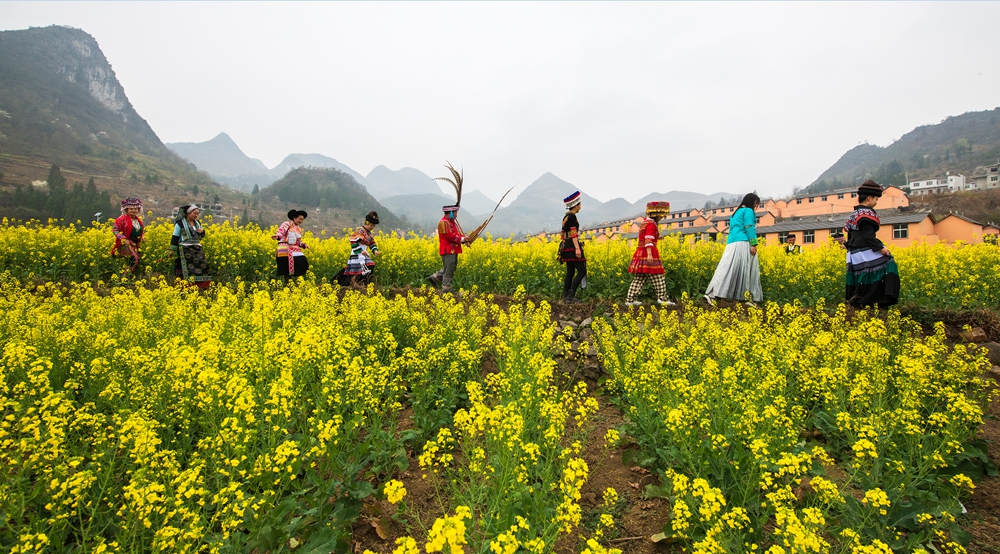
[
  {"x1": 481, "y1": 173, "x2": 737, "y2": 237},
  {"x1": 166, "y1": 133, "x2": 267, "y2": 179},
  {"x1": 366, "y1": 165, "x2": 443, "y2": 199},
  {"x1": 806, "y1": 107, "x2": 1000, "y2": 194}
]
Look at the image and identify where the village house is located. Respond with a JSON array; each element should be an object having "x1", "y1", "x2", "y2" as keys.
[
  {"x1": 581, "y1": 216, "x2": 644, "y2": 243},
  {"x1": 907, "y1": 173, "x2": 975, "y2": 195},
  {"x1": 663, "y1": 224, "x2": 720, "y2": 243},
  {"x1": 662, "y1": 212, "x2": 712, "y2": 231},
  {"x1": 710, "y1": 209, "x2": 776, "y2": 233},
  {"x1": 764, "y1": 186, "x2": 909, "y2": 217},
  {"x1": 969, "y1": 162, "x2": 1000, "y2": 191},
  {"x1": 755, "y1": 209, "x2": 999, "y2": 248}
]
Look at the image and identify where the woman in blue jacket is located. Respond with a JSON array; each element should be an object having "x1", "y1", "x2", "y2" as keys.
[{"x1": 704, "y1": 193, "x2": 763, "y2": 305}]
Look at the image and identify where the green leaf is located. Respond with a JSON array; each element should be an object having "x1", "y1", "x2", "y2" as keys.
[
  {"x1": 950, "y1": 526, "x2": 972, "y2": 547},
  {"x1": 644, "y1": 483, "x2": 672, "y2": 499}
]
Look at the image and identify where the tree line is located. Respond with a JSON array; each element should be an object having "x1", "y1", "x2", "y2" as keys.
[{"x1": 0, "y1": 165, "x2": 114, "y2": 225}]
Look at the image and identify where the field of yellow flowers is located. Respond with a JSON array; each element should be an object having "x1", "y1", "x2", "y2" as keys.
[
  {"x1": 1, "y1": 217, "x2": 998, "y2": 553},
  {"x1": 0, "y1": 279, "x2": 621, "y2": 553},
  {"x1": 595, "y1": 301, "x2": 997, "y2": 553},
  {"x1": 1, "y1": 217, "x2": 999, "y2": 309}
]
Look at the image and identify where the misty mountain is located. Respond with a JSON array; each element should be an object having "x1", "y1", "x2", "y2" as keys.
[
  {"x1": 478, "y1": 173, "x2": 739, "y2": 237},
  {"x1": 268, "y1": 153, "x2": 373, "y2": 189},
  {"x1": 483, "y1": 173, "x2": 604, "y2": 236},
  {"x1": 261, "y1": 167, "x2": 408, "y2": 230},
  {"x1": 365, "y1": 165, "x2": 443, "y2": 199},
  {"x1": 461, "y1": 189, "x2": 498, "y2": 215},
  {"x1": 166, "y1": 133, "x2": 267, "y2": 180},
  {"x1": 365, "y1": 166, "x2": 498, "y2": 227},
  {"x1": 379, "y1": 192, "x2": 488, "y2": 230},
  {"x1": 165, "y1": 135, "x2": 383, "y2": 196}
]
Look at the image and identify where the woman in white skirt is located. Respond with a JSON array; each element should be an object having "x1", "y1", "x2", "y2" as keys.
[{"x1": 704, "y1": 193, "x2": 762, "y2": 306}]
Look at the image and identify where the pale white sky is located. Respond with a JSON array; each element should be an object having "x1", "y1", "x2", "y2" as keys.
[{"x1": 3, "y1": 2, "x2": 999, "y2": 202}]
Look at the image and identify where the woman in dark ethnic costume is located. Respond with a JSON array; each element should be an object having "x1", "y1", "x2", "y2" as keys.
[
  {"x1": 558, "y1": 191, "x2": 586, "y2": 302},
  {"x1": 111, "y1": 197, "x2": 145, "y2": 274},
  {"x1": 273, "y1": 209, "x2": 309, "y2": 282},
  {"x1": 625, "y1": 201, "x2": 675, "y2": 307},
  {"x1": 842, "y1": 180, "x2": 899, "y2": 308},
  {"x1": 170, "y1": 205, "x2": 212, "y2": 289},
  {"x1": 336, "y1": 211, "x2": 380, "y2": 287}
]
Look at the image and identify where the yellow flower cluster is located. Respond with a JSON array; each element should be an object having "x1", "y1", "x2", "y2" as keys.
[
  {"x1": 383, "y1": 479, "x2": 407, "y2": 504},
  {"x1": 425, "y1": 506, "x2": 471, "y2": 554}
]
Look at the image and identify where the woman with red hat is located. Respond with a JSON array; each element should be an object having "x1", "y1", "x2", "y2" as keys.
[
  {"x1": 625, "y1": 201, "x2": 675, "y2": 307},
  {"x1": 110, "y1": 197, "x2": 145, "y2": 274}
]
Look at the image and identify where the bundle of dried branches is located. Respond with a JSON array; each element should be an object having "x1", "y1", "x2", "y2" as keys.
[{"x1": 465, "y1": 186, "x2": 515, "y2": 245}]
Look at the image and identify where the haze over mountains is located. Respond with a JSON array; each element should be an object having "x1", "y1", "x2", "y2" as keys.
[
  {"x1": 3, "y1": 25, "x2": 999, "y2": 235},
  {"x1": 167, "y1": 132, "x2": 740, "y2": 235}
]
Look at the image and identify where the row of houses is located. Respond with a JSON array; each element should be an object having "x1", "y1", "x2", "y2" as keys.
[{"x1": 569, "y1": 185, "x2": 998, "y2": 248}]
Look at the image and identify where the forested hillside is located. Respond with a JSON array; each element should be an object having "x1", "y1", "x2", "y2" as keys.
[
  {"x1": 805, "y1": 107, "x2": 1000, "y2": 194},
  {"x1": 261, "y1": 168, "x2": 409, "y2": 230}
]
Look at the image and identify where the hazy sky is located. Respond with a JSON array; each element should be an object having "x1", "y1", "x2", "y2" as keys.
[{"x1": 3, "y1": 2, "x2": 999, "y2": 203}]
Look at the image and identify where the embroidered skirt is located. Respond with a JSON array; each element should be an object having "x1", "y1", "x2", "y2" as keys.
[
  {"x1": 705, "y1": 241, "x2": 762, "y2": 302},
  {"x1": 845, "y1": 249, "x2": 900, "y2": 307},
  {"x1": 627, "y1": 247, "x2": 664, "y2": 274},
  {"x1": 175, "y1": 244, "x2": 212, "y2": 283},
  {"x1": 558, "y1": 239, "x2": 585, "y2": 263},
  {"x1": 343, "y1": 254, "x2": 374, "y2": 276}
]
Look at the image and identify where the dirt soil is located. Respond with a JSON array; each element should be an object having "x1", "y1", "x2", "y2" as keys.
[{"x1": 351, "y1": 295, "x2": 1000, "y2": 553}]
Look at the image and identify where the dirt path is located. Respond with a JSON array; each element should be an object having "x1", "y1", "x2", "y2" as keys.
[{"x1": 351, "y1": 293, "x2": 1000, "y2": 553}]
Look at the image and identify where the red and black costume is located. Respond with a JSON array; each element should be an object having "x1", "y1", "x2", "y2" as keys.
[{"x1": 559, "y1": 191, "x2": 587, "y2": 302}]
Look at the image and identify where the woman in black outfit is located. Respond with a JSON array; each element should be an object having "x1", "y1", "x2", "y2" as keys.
[{"x1": 558, "y1": 191, "x2": 586, "y2": 302}]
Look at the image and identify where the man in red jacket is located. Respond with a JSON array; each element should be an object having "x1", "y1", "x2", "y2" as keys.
[{"x1": 427, "y1": 205, "x2": 466, "y2": 292}]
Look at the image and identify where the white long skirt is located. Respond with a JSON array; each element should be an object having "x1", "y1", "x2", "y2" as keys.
[{"x1": 705, "y1": 241, "x2": 762, "y2": 302}]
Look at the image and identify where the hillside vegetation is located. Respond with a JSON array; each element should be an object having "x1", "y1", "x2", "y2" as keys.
[
  {"x1": 806, "y1": 107, "x2": 1000, "y2": 194},
  {"x1": 0, "y1": 26, "x2": 247, "y2": 220},
  {"x1": 909, "y1": 188, "x2": 1000, "y2": 227},
  {"x1": 260, "y1": 167, "x2": 410, "y2": 231}
]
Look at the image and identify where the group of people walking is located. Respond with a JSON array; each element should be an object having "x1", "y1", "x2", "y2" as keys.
[
  {"x1": 553, "y1": 179, "x2": 898, "y2": 309},
  {"x1": 110, "y1": 178, "x2": 899, "y2": 309},
  {"x1": 696, "y1": 180, "x2": 898, "y2": 308}
]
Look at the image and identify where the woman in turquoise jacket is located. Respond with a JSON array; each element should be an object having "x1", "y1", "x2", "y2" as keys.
[{"x1": 704, "y1": 193, "x2": 763, "y2": 305}]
